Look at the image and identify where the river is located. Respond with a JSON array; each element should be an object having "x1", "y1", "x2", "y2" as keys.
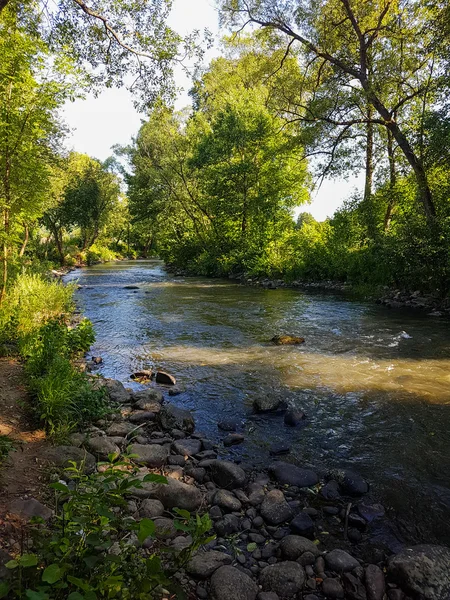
[{"x1": 65, "y1": 260, "x2": 450, "y2": 545}]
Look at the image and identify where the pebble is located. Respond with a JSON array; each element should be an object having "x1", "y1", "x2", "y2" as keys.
[
  {"x1": 322, "y1": 577, "x2": 345, "y2": 598},
  {"x1": 290, "y1": 513, "x2": 315, "y2": 538}
]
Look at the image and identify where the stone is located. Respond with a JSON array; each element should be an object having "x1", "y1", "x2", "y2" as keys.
[
  {"x1": 387, "y1": 544, "x2": 450, "y2": 600},
  {"x1": 327, "y1": 469, "x2": 368, "y2": 496},
  {"x1": 209, "y1": 505, "x2": 223, "y2": 520},
  {"x1": 106, "y1": 422, "x2": 136, "y2": 437},
  {"x1": 259, "y1": 561, "x2": 305, "y2": 597},
  {"x1": 218, "y1": 419, "x2": 238, "y2": 432},
  {"x1": 154, "y1": 477, "x2": 203, "y2": 511},
  {"x1": 172, "y1": 438, "x2": 202, "y2": 456},
  {"x1": 132, "y1": 388, "x2": 163, "y2": 403},
  {"x1": 139, "y1": 499, "x2": 164, "y2": 519},
  {"x1": 260, "y1": 490, "x2": 294, "y2": 525},
  {"x1": 269, "y1": 442, "x2": 290, "y2": 456},
  {"x1": 280, "y1": 536, "x2": 320, "y2": 561},
  {"x1": 135, "y1": 400, "x2": 161, "y2": 413},
  {"x1": 214, "y1": 489, "x2": 242, "y2": 512},
  {"x1": 290, "y1": 513, "x2": 315, "y2": 538},
  {"x1": 155, "y1": 370, "x2": 176, "y2": 385},
  {"x1": 284, "y1": 409, "x2": 305, "y2": 427},
  {"x1": 92, "y1": 356, "x2": 103, "y2": 364},
  {"x1": 269, "y1": 462, "x2": 318, "y2": 487},
  {"x1": 168, "y1": 455, "x2": 186, "y2": 466},
  {"x1": 153, "y1": 517, "x2": 177, "y2": 539},
  {"x1": 8, "y1": 498, "x2": 52, "y2": 521},
  {"x1": 210, "y1": 566, "x2": 258, "y2": 600},
  {"x1": 187, "y1": 551, "x2": 232, "y2": 578},
  {"x1": 365, "y1": 564, "x2": 385, "y2": 600},
  {"x1": 104, "y1": 379, "x2": 131, "y2": 403},
  {"x1": 321, "y1": 480, "x2": 341, "y2": 500},
  {"x1": 128, "y1": 443, "x2": 168, "y2": 468},
  {"x1": 128, "y1": 411, "x2": 155, "y2": 424},
  {"x1": 358, "y1": 503, "x2": 385, "y2": 523},
  {"x1": 159, "y1": 403, "x2": 195, "y2": 433},
  {"x1": 210, "y1": 460, "x2": 246, "y2": 489},
  {"x1": 214, "y1": 514, "x2": 240, "y2": 537},
  {"x1": 68, "y1": 432, "x2": 86, "y2": 447},
  {"x1": 223, "y1": 433, "x2": 245, "y2": 446},
  {"x1": 325, "y1": 549, "x2": 360, "y2": 573},
  {"x1": 42, "y1": 445, "x2": 96, "y2": 473},
  {"x1": 271, "y1": 335, "x2": 305, "y2": 345},
  {"x1": 258, "y1": 593, "x2": 279, "y2": 600},
  {"x1": 247, "y1": 483, "x2": 265, "y2": 506},
  {"x1": 343, "y1": 572, "x2": 367, "y2": 600},
  {"x1": 322, "y1": 578, "x2": 345, "y2": 599},
  {"x1": 85, "y1": 436, "x2": 121, "y2": 460},
  {"x1": 253, "y1": 396, "x2": 284, "y2": 412},
  {"x1": 130, "y1": 370, "x2": 152, "y2": 381}
]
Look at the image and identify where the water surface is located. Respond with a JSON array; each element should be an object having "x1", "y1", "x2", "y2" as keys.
[{"x1": 66, "y1": 260, "x2": 450, "y2": 544}]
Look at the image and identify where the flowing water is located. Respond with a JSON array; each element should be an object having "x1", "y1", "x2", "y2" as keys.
[{"x1": 65, "y1": 260, "x2": 450, "y2": 545}]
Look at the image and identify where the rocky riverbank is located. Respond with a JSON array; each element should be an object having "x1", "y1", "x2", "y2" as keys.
[{"x1": 3, "y1": 376, "x2": 449, "y2": 600}]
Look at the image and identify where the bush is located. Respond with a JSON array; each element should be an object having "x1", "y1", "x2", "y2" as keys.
[{"x1": 86, "y1": 244, "x2": 117, "y2": 265}]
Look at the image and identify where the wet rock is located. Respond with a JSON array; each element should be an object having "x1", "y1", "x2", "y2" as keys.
[
  {"x1": 280, "y1": 536, "x2": 320, "y2": 561},
  {"x1": 218, "y1": 419, "x2": 239, "y2": 432},
  {"x1": 322, "y1": 578, "x2": 345, "y2": 598},
  {"x1": 325, "y1": 549, "x2": 360, "y2": 573},
  {"x1": 271, "y1": 335, "x2": 305, "y2": 346},
  {"x1": 155, "y1": 370, "x2": 176, "y2": 385},
  {"x1": 139, "y1": 499, "x2": 164, "y2": 519},
  {"x1": 214, "y1": 489, "x2": 242, "y2": 512},
  {"x1": 92, "y1": 356, "x2": 103, "y2": 365},
  {"x1": 253, "y1": 396, "x2": 285, "y2": 412},
  {"x1": 343, "y1": 572, "x2": 367, "y2": 600},
  {"x1": 128, "y1": 443, "x2": 168, "y2": 468},
  {"x1": 260, "y1": 490, "x2": 294, "y2": 525},
  {"x1": 259, "y1": 561, "x2": 305, "y2": 597},
  {"x1": 321, "y1": 480, "x2": 341, "y2": 500},
  {"x1": 85, "y1": 436, "x2": 121, "y2": 460},
  {"x1": 290, "y1": 513, "x2": 315, "y2": 538},
  {"x1": 159, "y1": 403, "x2": 195, "y2": 433},
  {"x1": 358, "y1": 503, "x2": 385, "y2": 523},
  {"x1": 210, "y1": 460, "x2": 246, "y2": 489},
  {"x1": 269, "y1": 442, "x2": 290, "y2": 456},
  {"x1": 124, "y1": 285, "x2": 139, "y2": 289},
  {"x1": 104, "y1": 379, "x2": 131, "y2": 404},
  {"x1": 223, "y1": 433, "x2": 245, "y2": 446},
  {"x1": 106, "y1": 422, "x2": 136, "y2": 437},
  {"x1": 269, "y1": 462, "x2": 318, "y2": 487},
  {"x1": 172, "y1": 438, "x2": 202, "y2": 456},
  {"x1": 327, "y1": 469, "x2": 368, "y2": 496},
  {"x1": 154, "y1": 477, "x2": 203, "y2": 511},
  {"x1": 365, "y1": 564, "x2": 385, "y2": 600},
  {"x1": 42, "y1": 446, "x2": 96, "y2": 474},
  {"x1": 187, "y1": 550, "x2": 232, "y2": 578},
  {"x1": 8, "y1": 498, "x2": 52, "y2": 521},
  {"x1": 284, "y1": 409, "x2": 305, "y2": 427},
  {"x1": 210, "y1": 565, "x2": 258, "y2": 600},
  {"x1": 130, "y1": 370, "x2": 152, "y2": 381},
  {"x1": 387, "y1": 544, "x2": 450, "y2": 600},
  {"x1": 128, "y1": 411, "x2": 155, "y2": 424}
]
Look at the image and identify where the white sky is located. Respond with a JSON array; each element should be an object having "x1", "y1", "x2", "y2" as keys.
[{"x1": 62, "y1": 0, "x2": 362, "y2": 222}]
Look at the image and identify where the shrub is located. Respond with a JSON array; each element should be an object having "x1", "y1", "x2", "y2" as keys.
[{"x1": 86, "y1": 244, "x2": 117, "y2": 266}]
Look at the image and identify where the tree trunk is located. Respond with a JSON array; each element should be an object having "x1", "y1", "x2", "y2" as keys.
[
  {"x1": 1, "y1": 209, "x2": 9, "y2": 303},
  {"x1": 363, "y1": 107, "x2": 375, "y2": 238},
  {"x1": 384, "y1": 129, "x2": 397, "y2": 231},
  {"x1": 18, "y1": 222, "x2": 29, "y2": 258},
  {"x1": 143, "y1": 236, "x2": 153, "y2": 258}
]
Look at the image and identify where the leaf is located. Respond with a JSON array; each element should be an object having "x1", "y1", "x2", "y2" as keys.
[
  {"x1": 19, "y1": 554, "x2": 38, "y2": 568},
  {"x1": 0, "y1": 582, "x2": 10, "y2": 599},
  {"x1": 67, "y1": 576, "x2": 91, "y2": 592},
  {"x1": 246, "y1": 542, "x2": 257, "y2": 552},
  {"x1": 25, "y1": 591, "x2": 49, "y2": 600},
  {"x1": 49, "y1": 482, "x2": 69, "y2": 492},
  {"x1": 173, "y1": 508, "x2": 190, "y2": 519},
  {"x1": 68, "y1": 593, "x2": 85, "y2": 600},
  {"x1": 173, "y1": 520, "x2": 192, "y2": 532},
  {"x1": 138, "y1": 518, "x2": 155, "y2": 544},
  {"x1": 5, "y1": 560, "x2": 19, "y2": 569},
  {"x1": 42, "y1": 564, "x2": 63, "y2": 584},
  {"x1": 142, "y1": 473, "x2": 167, "y2": 484}
]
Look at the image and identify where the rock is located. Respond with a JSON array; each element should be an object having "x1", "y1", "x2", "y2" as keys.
[
  {"x1": 8, "y1": 498, "x2": 52, "y2": 521},
  {"x1": 210, "y1": 566, "x2": 258, "y2": 600},
  {"x1": 154, "y1": 477, "x2": 203, "y2": 511},
  {"x1": 153, "y1": 517, "x2": 177, "y2": 539},
  {"x1": 321, "y1": 480, "x2": 341, "y2": 500},
  {"x1": 128, "y1": 443, "x2": 168, "y2": 468},
  {"x1": 187, "y1": 551, "x2": 232, "y2": 578},
  {"x1": 172, "y1": 438, "x2": 202, "y2": 456},
  {"x1": 258, "y1": 593, "x2": 280, "y2": 600},
  {"x1": 159, "y1": 403, "x2": 195, "y2": 433},
  {"x1": 186, "y1": 467, "x2": 206, "y2": 483},
  {"x1": 269, "y1": 462, "x2": 318, "y2": 487},
  {"x1": 260, "y1": 490, "x2": 294, "y2": 525},
  {"x1": 322, "y1": 578, "x2": 345, "y2": 598},
  {"x1": 271, "y1": 335, "x2": 305, "y2": 345},
  {"x1": 284, "y1": 409, "x2": 305, "y2": 427},
  {"x1": 343, "y1": 572, "x2": 367, "y2": 600},
  {"x1": 130, "y1": 370, "x2": 152, "y2": 381},
  {"x1": 325, "y1": 549, "x2": 360, "y2": 573},
  {"x1": 280, "y1": 536, "x2": 320, "y2": 561},
  {"x1": 68, "y1": 432, "x2": 86, "y2": 447},
  {"x1": 42, "y1": 446, "x2": 96, "y2": 473},
  {"x1": 247, "y1": 483, "x2": 265, "y2": 506},
  {"x1": 124, "y1": 285, "x2": 139, "y2": 289},
  {"x1": 365, "y1": 564, "x2": 385, "y2": 600},
  {"x1": 327, "y1": 469, "x2": 368, "y2": 496},
  {"x1": 128, "y1": 411, "x2": 156, "y2": 424},
  {"x1": 259, "y1": 561, "x2": 305, "y2": 597},
  {"x1": 210, "y1": 460, "x2": 246, "y2": 489},
  {"x1": 253, "y1": 396, "x2": 284, "y2": 412},
  {"x1": 214, "y1": 514, "x2": 240, "y2": 537},
  {"x1": 139, "y1": 499, "x2": 164, "y2": 519},
  {"x1": 387, "y1": 544, "x2": 450, "y2": 600},
  {"x1": 223, "y1": 433, "x2": 245, "y2": 447},
  {"x1": 92, "y1": 356, "x2": 103, "y2": 364},
  {"x1": 106, "y1": 422, "x2": 136, "y2": 437},
  {"x1": 358, "y1": 503, "x2": 385, "y2": 523},
  {"x1": 290, "y1": 513, "x2": 315, "y2": 538},
  {"x1": 214, "y1": 489, "x2": 242, "y2": 512},
  {"x1": 218, "y1": 419, "x2": 239, "y2": 432},
  {"x1": 155, "y1": 370, "x2": 176, "y2": 385},
  {"x1": 269, "y1": 442, "x2": 290, "y2": 456},
  {"x1": 104, "y1": 379, "x2": 131, "y2": 404}
]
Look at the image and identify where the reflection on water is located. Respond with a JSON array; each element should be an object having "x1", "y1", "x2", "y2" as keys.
[{"x1": 66, "y1": 260, "x2": 450, "y2": 544}]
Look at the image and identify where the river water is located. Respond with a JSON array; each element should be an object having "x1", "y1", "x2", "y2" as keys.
[{"x1": 65, "y1": 260, "x2": 450, "y2": 545}]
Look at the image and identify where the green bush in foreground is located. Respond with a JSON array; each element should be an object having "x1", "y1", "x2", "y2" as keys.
[{"x1": 1, "y1": 454, "x2": 213, "y2": 599}]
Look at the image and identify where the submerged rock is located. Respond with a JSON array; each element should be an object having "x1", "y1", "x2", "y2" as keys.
[
  {"x1": 327, "y1": 469, "x2": 369, "y2": 496},
  {"x1": 271, "y1": 335, "x2": 305, "y2": 345},
  {"x1": 130, "y1": 370, "x2": 152, "y2": 381},
  {"x1": 253, "y1": 396, "x2": 285, "y2": 413},
  {"x1": 284, "y1": 408, "x2": 306, "y2": 427},
  {"x1": 223, "y1": 433, "x2": 245, "y2": 446}
]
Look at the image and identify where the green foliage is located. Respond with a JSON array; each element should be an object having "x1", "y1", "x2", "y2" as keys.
[
  {"x1": 3, "y1": 456, "x2": 214, "y2": 599},
  {"x1": 85, "y1": 244, "x2": 118, "y2": 266},
  {"x1": 0, "y1": 434, "x2": 15, "y2": 463}
]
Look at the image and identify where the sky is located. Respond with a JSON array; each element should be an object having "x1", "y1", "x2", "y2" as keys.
[{"x1": 61, "y1": 0, "x2": 362, "y2": 222}]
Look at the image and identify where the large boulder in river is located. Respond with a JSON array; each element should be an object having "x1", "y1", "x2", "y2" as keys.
[
  {"x1": 158, "y1": 403, "x2": 195, "y2": 433},
  {"x1": 269, "y1": 462, "x2": 318, "y2": 487},
  {"x1": 253, "y1": 396, "x2": 285, "y2": 413},
  {"x1": 209, "y1": 460, "x2": 246, "y2": 489},
  {"x1": 104, "y1": 379, "x2": 131, "y2": 404},
  {"x1": 387, "y1": 544, "x2": 450, "y2": 600},
  {"x1": 155, "y1": 370, "x2": 176, "y2": 385},
  {"x1": 210, "y1": 566, "x2": 258, "y2": 600},
  {"x1": 327, "y1": 468, "x2": 369, "y2": 496},
  {"x1": 271, "y1": 335, "x2": 305, "y2": 346}
]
